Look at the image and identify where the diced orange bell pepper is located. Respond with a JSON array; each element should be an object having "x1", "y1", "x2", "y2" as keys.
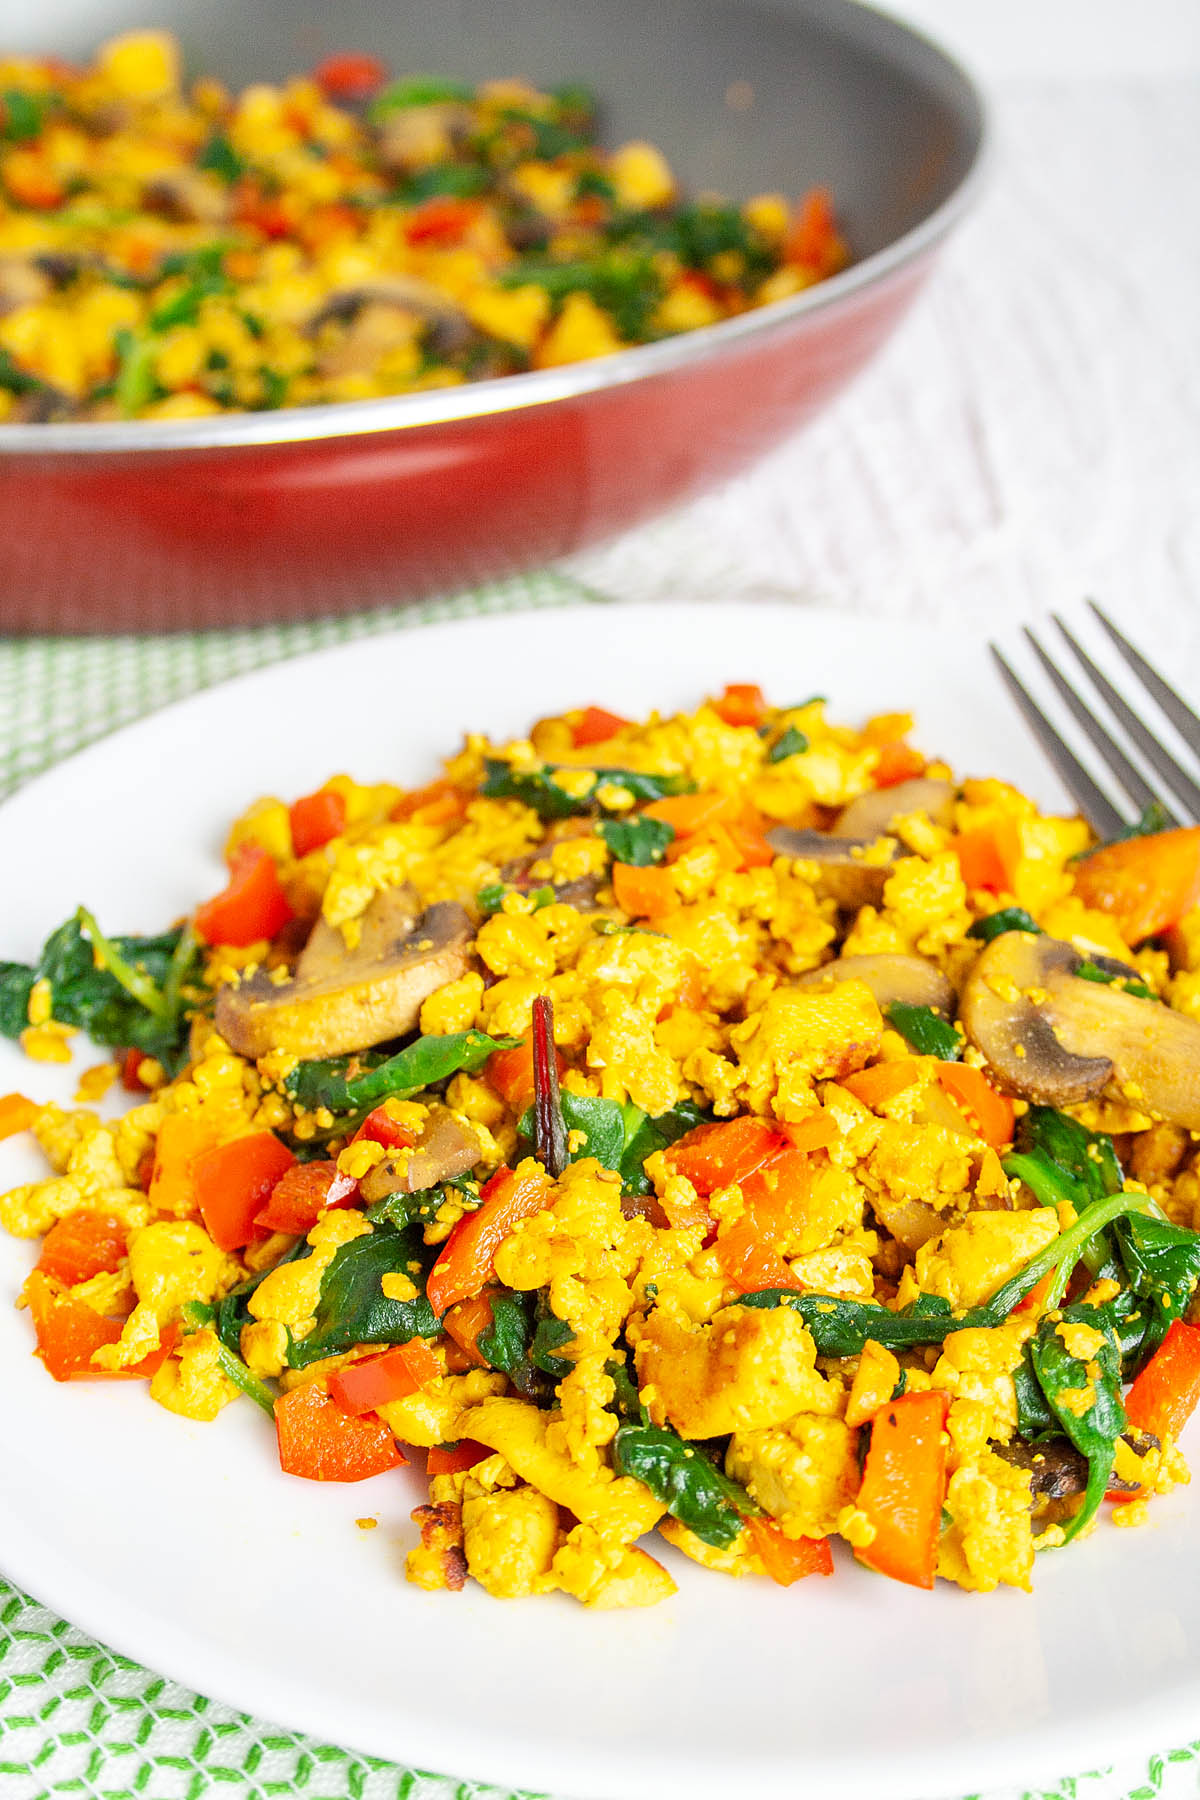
[
  {"x1": 3, "y1": 151, "x2": 64, "y2": 210},
  {"x1": 872, "y1": 741, "x2": 927, "y2": 788},
  {"x1": 25, "y1": 1271, "x2": 173, "y2": 1382},
  {"x1": 646, "y1": 791, "x2": 736, "y2": 837},
  {"x1": 0, "y1": 1093, "x2": 38, "y2": 1140},
  {"x1": 786, "y1": 186, "x2": 843, "y2": 275},
  {"x1": 389, "y1": 778, "x2": 467, "y2": 826},
  {"x1": 572, "y1": 706, "x2": 632, "y2": 748},
  {"x1": 664, "y1": 1116, "x2": 785, "y2": 1196},
  {"x1": 289, "y1": 787, "x2": 347, "y2": 857},
  {"x1": 118, "y1": 1049, "x2": 149, "y2": 1092},
  {"x1": 147, "y1": 1113, "x2": 216, "y2": 1217},
  {"x1": 487, "y1": 1038, "x2": 565, "y2": 1115},
  {"x1": 275, "y1": 1381, "x2": 405, "y2": 1482},
  {"x1": 254, "y1": 1159, "x2": 357, "y2": 1234},
  {"x1": 442, "y1": 1291, "x2": 496, "y2": 1366},
  {"x1": 193, "y1": 1132, "x2": 297, "y2": 1252},
  {"x1": 949, "y1": 819, "x2": 1022, "y2": 895},
  {"x1": 935, "y1": 1063, "x2": 1014, "y2": 1150},
  {"x1": 327, "y1": 1339, "x2": 441, "y2": 1416},
  {"x1": 855, "y1": 1390, "x2": 949, "y2": 1589},
  {"x1": 712, "y1": 684, "x2": 767, "y2": 729},
  {"x1": 313, "y1": 50, "x2": 388, "y2": 97},
  {"x1": 405, "y1": 197, "x2": 480, "y2": 245},
  {"x1": 840, "y1": 1059, "x2": 927, "y2": 1110},
  {"x1": 1072, "y1": 827, "x2": 1200, "y2": 946},
  {"x1": 427, "y1": 1438, "x2": 491, "y2": 1475},
  {"x1": 713, "y1": 1216, "x2": 805, "y2": 1294},
  {"x1": 738, "y1": 1147, "x2": 815, "y2": 1243},
  {"x1": 779, "y1": 1113, "x2": 839, "y2": 1153},
  {"x1": 425, "y1": 1165, "x2": 555, "y2": 1315},
  {"x1": 1124, "y1": 1319, "x2": 1200, "y2": 1444},
  {"x1": 352, "y1": 1101, "x2": 417, "y2": 1152},
  {"x1": 612, "y1": 861, "x2": 677, "y2": 919},
  {"x1": 194, "y1": 844, "x2": 294, "y2": 947},
  {"x1": 36, "y1": 1210, "x2": 128, "y2": 1287},
  {"x1": 746, "y1": 1517, "x2": 834, "y2": 1585}
]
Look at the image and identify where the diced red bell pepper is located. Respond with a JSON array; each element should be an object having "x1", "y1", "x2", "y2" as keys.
[
  {"x1": 949, "y1": 819, "x2": 1022, "y2": 896},
  {"x1": 935, "y1": 1063, "x2": 1015, "y2": 1150},
  {"x1": 855, "y1": 1390, "x2": 949, "y2": 1589},
  {"x1": 1124, "y1": 1319, "x2": 1200, "y2": 1443},
  {"x1": 712, "y1": 684, "x2": 767, "y2": 729},
  {"x1": 289, "y1": 787, "x2": 347, "y2": 857},
  {"x1": 487, "y1": 1038, "x2": 564, "y2": 1115},
  {"x1": 36, "y1": 1210, "x2": 128, "y2": 1287},
  {"x1": 425, "y1": 1165, "x2": 554, "y2": 1315},
  {"x1": 254, "y1": 1159, "x2": 357, "y2": 1234},
  {"x1": 404, "y1": 197, "x2": 480, "y2": 246},
  {"x1": 572, "y1": 706, "x2": 631, "y2": 748},
  {"x1": 389, "y1": 779, "x2": 467, "y2": 826},
  {"x1": 872, "y1": 741, "x2": 927, "y2": 788},
  {"x1": 664, "y1": 1116, "x2": 785, "y2": 1196},
  {"x1": 25, "y1": 1271, "x2": 174, "y2": 1382},
  {"x1": 427, "y1": 1438, "x2": 491, "y2": 1476},
  {"x1": 738, "y1": 1146, "x2": 815, "y2": 1243},
  {"x1": 194, "y1": 845, "x2": 294, "y2": 947},
  {"x1": 786, "y1": 186, "x2": 839, "y2": 271},
  {"x1": 352, "y1": 1102, "x2": 417, "y2": 1152},
  {"x1": 313, "y1": 51, "x2": 389, "y2": 98},
  {"x1": 275, "y1": 1380, "x2": 405, "y2": 1481},
  {"x1": 118, "y1": 1048, "x2": 149, "y2": 1092},
  {"x1": 327, "y1": 1339, "x2": 441, "y2": 1416},
  {"x1": 713, "y1": 1216, "x2": 805, "y2": 1294},
  {"x1": 746, "y1": 1517, "x2": 834, "y2": 1585},
  {"x1": 193, "y1": 1132, "x2": 297, "y2": 1251}
]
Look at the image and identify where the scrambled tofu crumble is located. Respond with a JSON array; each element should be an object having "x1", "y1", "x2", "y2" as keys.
[{"x1": 4, "y1": 680, "x2": 1200, "y2": 1607}]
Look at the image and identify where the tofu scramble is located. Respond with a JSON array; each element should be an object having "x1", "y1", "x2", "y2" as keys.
[
  {"x1": 0, "y1": 31, "x2": 847, "y2": 423},
  {"x1": 5, "y1": 682, "x2": 1200, "y2": 1608}
]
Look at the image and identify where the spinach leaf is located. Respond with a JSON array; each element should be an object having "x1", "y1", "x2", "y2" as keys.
[
  {"x1": 518, "y1": 1091, "x2": 635, "y2": 1174},
  {"x1": 1013, "y1": 1344, "x2": 1057, "y2": 1438},
  {"x1": 0, "y1": 346, "x2": 50, "y2": 398},
  {"x1": 618, "y1": 1100, "x2": 710, "y2": 1196},
  {"x1": 612, "y1": 1423, "x2": 759, "y2": 1548},
  {"x1": 884, "y1": 1002, "x2": 962, "y2": 1060},
  {"x1": 767, "y1": 726, "x2": 809, "y2": 764},
  {"x1": 599, "y1": 816, "x2": 675, "y2": 866},
  {"x1": 739, "y1": 1289, "x2": 971, "y2": 1357},
  {"x1": 364, "y1": 1181, "x2": 470, "y2": 1231},
  {"x1": 1028, "y1": 1302, "x2": 1126, "y2": 1541},
  {"x1": 967, "y1": 908, "x2": 1041, "y2": 943},
  {"x1": 370, "y1": 75, "x2": 474, "y2": 117},
  {"x1": 606, "y1": 1354, "x2": 645, "y2": 1423},
  {"x1": 1074, "y1": 960, "x2": 1155, "y2": 1001},
  {"x1": 113, "y1": 328, "x2": 160, "y2": 416},
  {"x1": 0, "y1": 910, "x2": 203, "y2": 1067},
  {"x1": 476, "y1": 1290, "x2": 575, "y2": 1400},
  {"x1": 150, "y1": 267, "x2": 231, "y2": 331},
  {"x1": 196, "y1": 133, "x2": 244, "y2": 181},
  {"x1": 212, "y1": 1237, "x2": 310, "y2": 1358},
  {"x1": 285, "y1": 1222, "x2": 439, "y2": 1368},
  {"x1": 179, "y1": 1300, "x2": 276, "y2": 1415},
  {"x1": 530, "y1": 1314, "x2": 575, "y2": 1378},
  {"x1": 399, "y1": 163, "x2": 490, "y2": 203},
  {"x1": 1084, "y1": 801, "x2": 1172, "y2": 855},
  {"x1": 1, "y1": 88, "x2": 47, "y2": 142},
  {"x1": 481, "y1": 758, "x2": 692, "y2": 821},
  {"x1": 476, "y1": 881, "x2": 554, "y2": 916},
  {"x1": 281, "y1": 1029, "x2": 519, "y2": 1115},
  {"x1": 1113, "y1": 1212, "x2": 1200, "y2": 1365},
  {"x1": 497, "y1": 253, "x2": 664, "y2": 339},
  {"x1": 1003, "y1": 1108, "x2": 1123, "y2": 1249},
  {"x1": 477, "y1": 1290, "x2": 534, "y2": 1377}
]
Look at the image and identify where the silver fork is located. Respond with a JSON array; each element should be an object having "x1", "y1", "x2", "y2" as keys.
[{"x1": 990, "y1": 601, "x2": 1200, "y2": 837}]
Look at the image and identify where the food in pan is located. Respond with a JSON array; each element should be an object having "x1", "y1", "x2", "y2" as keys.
[
  {"x1": 5, "y1": 684, "x2": 1200, "y2": 1607},
  {"x1": 0, "y1": 32, "x2": 847, "y2": 421}
]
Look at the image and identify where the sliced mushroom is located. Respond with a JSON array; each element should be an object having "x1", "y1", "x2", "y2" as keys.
[
  {"x1": 869, "y1": 1195, "x2": 945, "y2": 1254},
  {"x1": 796, "y1": 953, "x2": 954, "y2": 1017},
  {"x1": 141, "y1": 170, "x2": 231, "y2": 224},
  {"x1": 765, "y1": 827, "x2": 901, "y2": 908},
  {"x1": 961, "y1": 930, "x2": 1200, "y2": 1126},
  {"x1": 358, "y1": 1105, "x2": 482, "y2": 1201},
  {"x1": 997, "y1": 1430, "x2": 1159, "y2": 1520},
  {"x1": 0, "y1": 255, "x2": 50, "y2": 315},
  {"x1": 834, "y1": 778, "x2": 956, "y2": 840},
  {"x1": 309, "y1": 277, "x2": 475, "y2": 364},
  {"x1": 374, "y1": 103, "x2": 473, "y2": 175},
  {"x1": 216, "y1": 889, "x2": 474, "y2": 1061}
]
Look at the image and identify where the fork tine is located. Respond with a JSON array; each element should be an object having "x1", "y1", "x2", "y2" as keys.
[
  {"x1": 989, "y1": 646, "x2": 1127, "y2": 838},
  {"x1": 1088, "y1": 601, "x2": 1200, "y2": 758},
  {"x1": 1022, "y1": 627, "x2": 1170, "y2": 821},
  {"x1": 1054, "y1": 615, "x2": 1198, "y2": 823}
]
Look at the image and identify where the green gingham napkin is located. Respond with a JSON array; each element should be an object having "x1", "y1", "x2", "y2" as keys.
[{"x1": 3, "y1": 574, "x2": 1200, "y2": 1800}]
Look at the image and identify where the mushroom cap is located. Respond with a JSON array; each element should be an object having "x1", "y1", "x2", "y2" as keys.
[
  {"x1": 358, "y1": 1105, "x2": 482, "y2": 1201},
  {"x1": 961, "y1": 928, "x2": 1200, "y2": 1127},
  {"x1": 796, "y1": 952, "x2": 954, "y2": 1017},
  {"x1": 215, "y1": 893, "x2": 474, "y2": 1061},
  {"x1": 764, "y1": 827, "x2": 900, "y2": 909},
  {"x1": 834, "y1": 777, "x2": 956, "y2": 840}
]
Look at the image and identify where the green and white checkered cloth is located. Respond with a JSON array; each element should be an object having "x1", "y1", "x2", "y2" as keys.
[{"x1": 2, "y1": 572, "x2": 1200, "y2": 1800}]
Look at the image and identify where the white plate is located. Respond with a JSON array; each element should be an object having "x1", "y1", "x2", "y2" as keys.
[{"x1": 2, "y1": 602, "x2": 1197, "y2": 1800}]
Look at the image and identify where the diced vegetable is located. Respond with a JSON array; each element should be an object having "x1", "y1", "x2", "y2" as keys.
[
  {"x1": 313, "y1": 51, "x2": 388, "y2": 98},
  {"x1": 254, "y1": 1160, "x2": 356, "y2": 1234},
  {"x1": 1072, "y1": 826, "x2": 1200, "y2": 945},
  {"x1": 194, "y1": 845, "x2": 293, "y2": 947},
  {"x1": 746, "y1": 1517, "x2": 834, "y2": 1585},
  {"x1": 855, "y1": 1391, "x2": 949, "y2": 1589},
  {"x1": 840, "y1": 1060, "x2": 925, "y2": 1110},
  {"x1": 572, "y1": 706, "x2": 631, "y2": 747},
  {"x1": 427, "y1": 1439, "x2": 491, "y2": 1475},
  {"x1": 0, "y1": 1093, "x2": 38, "y2": 1139},
  {"x1": 1124, "y1": 1319, "x2": 1200, "y2": 1443},
  {"x1": 664, "y1": 1116, "x2": 784, "y2": 1195},
  {"x1": 147, "y1": 1113, "x2": 214, "y2": 1216},
  {"x1": 644, "y1": 791, "x2": 734, "y2": 836},
  {"x1": 425, "y1": 1165, "x2": 554, "y2": 1315},
  {"x1": 442, "y1": 1292, "x2": 496, "y2": 1366},
  {"x1": 950, "y1": 819, "x2": 1022, "y2": 895},
  {"x1": 327, "y1": 1339, "x2": 441, "y2": 1415},
  {"x1": 274, "y1": 1381, "x2": 404, "y2": 1481},
  {"x1": 712, "y1": 684, "x2": 767, "y2": 728},
  {"x1": 871, "y1": 742, "x2": 926, "y2": 788},
  {"x1": 935, "y1": 1063, "x2": 1014, "y2": 1148},
  {"x1": 25, "y1": 1271, "x2": 172, "y2": 1382},
  {"x1": 193, "y1": 1132, "x2": 296, "y2": 1251},
  {"x1": 714, "y1": 1218, "x2": 804, "y2": 1294},
  {"x1": 611, "y1": 862, "x2": 677, "y2": 919},
  {"x1": 36, "y1": 1210, "x2": 128, "y2": 1286},
  {"x1": 288, "y1": 787, "x2": 347, "y2": 856}
]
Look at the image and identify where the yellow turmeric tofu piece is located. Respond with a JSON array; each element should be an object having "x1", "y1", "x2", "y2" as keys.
[{"x1": 634, "y1": 1302, "x2": 837, "y2": 1439}]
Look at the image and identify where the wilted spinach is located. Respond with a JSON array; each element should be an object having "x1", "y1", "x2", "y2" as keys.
[
  {"x1": 966, "y1": 908, "x2": 1041, "y2": 943},
  {"x1": 476, "y1": 1289, "x2": 575, "y2": 1402},
  {"x1": 1028, "y1": 1302, "x2": 1126, "y2": 1541},
  {"x1": 618, "y1": 1100, "x2": 710, "y2": 1196},
  {"x1": 613, "y1": 1423, "x2": 760, "y2": 1548},
  {"x1": 481, "y1": 758, "x2": 692, "y2": 820},
  {"x1": 598, "y1": 816, "x2": 675, "y2": 866},
  {"x1": 285, "y1": 1222, "x2": 439, "y2": 1368},
  {"x1": 281, "y1": 1029, "x2": 518, "y2": 1116},
  {"x1": 179, "y1": 1300, "x2": 276, "y2": 1415},
  {"x1": 884, "y1": 1002, "x2": 962, "y2": 1060},
  {"x1": 767, "y1": 726, "x2": 809, "y2": 764}
]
